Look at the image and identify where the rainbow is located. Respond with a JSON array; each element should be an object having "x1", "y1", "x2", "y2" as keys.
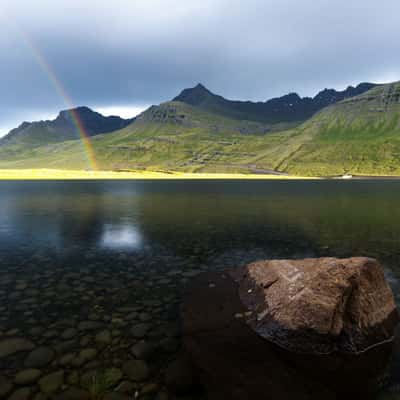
[{"x1": 6, "y1": 17, "x2": 98, "y2": 170}]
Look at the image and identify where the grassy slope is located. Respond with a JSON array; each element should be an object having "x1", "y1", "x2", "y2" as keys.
[
  {"x1": 1, "y1": 83, "x2": 400, "y2": 176},
  {"x1": 278, "y1": 83, "x2": 400, "y2": 176},
  {"x1": 0, "y1": 101, "x2": 299, "y2": 173}
]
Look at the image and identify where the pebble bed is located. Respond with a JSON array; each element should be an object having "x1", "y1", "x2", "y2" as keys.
[
  {"x1": 1, "y1": 241, "x2": 400, "y2": 400},
  {"x1": 0, "y1": 245, "x2": 276, "y2": 400}
]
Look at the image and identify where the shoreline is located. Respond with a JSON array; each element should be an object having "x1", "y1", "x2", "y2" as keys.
[
  {"x1": 0, "y1": 169, "x2": 318, "y2": 180},
  {"x1": 1, "y1": 169, "x2": 400, "y2": 180}
]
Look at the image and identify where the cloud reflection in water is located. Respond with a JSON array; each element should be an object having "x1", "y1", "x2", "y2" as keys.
[{"x1": 100, "y1": 224, "x2": 143, "y2": 250}]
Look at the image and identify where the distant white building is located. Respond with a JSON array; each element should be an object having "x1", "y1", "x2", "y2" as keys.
[{"x1": 342, "y1": 174, "x2": 353, "y2": 179}]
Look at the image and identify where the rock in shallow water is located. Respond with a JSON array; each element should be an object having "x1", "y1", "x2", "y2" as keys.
[
  {"x1": 183, "y1": 257, "x2": 399, "y2": 399},
  {"x1": 8, "y1": 387, "x2": 31, "y2": 400},
  {"x1": 14, "y1": 369, "x2": 42, "y2": 385},
  {"x1": 0, "y1": 338, "x2": 34, "y2": 359},
  {"x1": 24, "y1": 346, "x2": 54, "y2": 368},
  {"x1": 233, "y1": 257, "x2": 399, "y2": 354},
  {"x1": 122, "y1": 360, "x2": 150, "y2": 381},
  {"x1": 38, "y1": 370, "x2": 64, "y2": 394}
]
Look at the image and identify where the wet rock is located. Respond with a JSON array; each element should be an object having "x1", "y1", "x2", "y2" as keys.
[
  {"x1": 122, "y1": 360, "x2": 150, "y2": 381},
  {"x1": 183, "y1": 258, "x2": 400, "y2": 399},
  {"x1": 78, "y1": 321, "x2": 103, "y2": 331},
  {"x1": 115, "y1": 380, "x2": 135, "y2": 393},
  {"x1": 80, "y1": 370, "x2": 97, "y2": 388},
  {"x1": 38, "y1": 370, "x2": 64, "y2": 393},
  {"x1": 61, "y1": 328, "x2": 77, "y2": 340},
  {"x1": 0, "y1": 338, "x2": 35, "y2": 358},
  {"x1": 15, "y1": 369, "x2": 42, "y2": 385},
  {"x1": 95, "y1": 330, "x2": 112, "y2": 345},
  {"x1": 130, "y1": 323, "x2": 150, "y2": 339},
  {"x1": 42, "y1": 330, "x2": 58, "y2": 339},
  {"x1": 54, "y1": 340, "x2": 76, "y2": 354},
  {"x1": 66, "y1": 371, "x2": 79, "y2": 386},
  {"x1": 79, "y1": 348, "x2": 97, "y2": 361},
  {"x1": 8, "y1": 387, "x2": 31, "y2": 400},
  {"x1": 54, "y1": 387, "x2": 90, "y2": 400},
  {"x1": 184, "y1": 269, "x2": 337, "y2": 399},
  {"x1": 105, "y1": 367, "x2": 123, "y2": 387},
  {"x1": 141, "y1": 383, "x2": 159, "y2": 395},
  {"x1": 234, "y1": 257, "x2": 399, "y2": 354},
  {"x1": 32, "y1": 392, "x2": 49, "y2": 400},
  {"x1": 0, "y1": 376, "x2": 13, "y2": 398},
  {"x1": 130, "y1": 341, "x2": 156, "y2": 360},
  {"x1": 25, "y1": 346, "x2": 54, "y2": 368},
  {"x1": 59, "y1": 353, "x2": 75, "y2": 366}
]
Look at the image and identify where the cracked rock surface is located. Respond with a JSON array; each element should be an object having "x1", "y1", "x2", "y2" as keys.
[{"x1": 183, "y1": 257, "x2": 399, "y2": 399}]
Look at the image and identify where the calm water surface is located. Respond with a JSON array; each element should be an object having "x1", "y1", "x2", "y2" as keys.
[{"x1": 1, "y1": 180, "x2": 400, "y2": 398}]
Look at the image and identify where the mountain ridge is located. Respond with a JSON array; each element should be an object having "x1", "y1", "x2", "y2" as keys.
[
  {"x1": 0, "y1": 106, "x2": 135, "y2": 146},
  {"x1": 173, "y1": 82, "x2": 377, "y2": 124},
  {"x1": 2, "y1": 81, "x2": 400, "y2": 177}
]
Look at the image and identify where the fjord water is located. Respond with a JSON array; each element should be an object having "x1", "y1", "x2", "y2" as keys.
[{"x1": 1, "y1": 179, "x2": 400, "y2": 397}]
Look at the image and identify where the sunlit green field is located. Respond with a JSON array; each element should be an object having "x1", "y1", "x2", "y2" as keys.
[{"x1": 0, "y1": 169, "x2": 316, "y2": 180}]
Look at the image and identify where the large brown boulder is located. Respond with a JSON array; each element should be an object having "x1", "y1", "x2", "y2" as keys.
[
  {"x1": 182, "y1": 257, "x2": 399, "y2": 399},
  {"x1": 233, "y1": 257, "x2": 398, "y2": 354}
]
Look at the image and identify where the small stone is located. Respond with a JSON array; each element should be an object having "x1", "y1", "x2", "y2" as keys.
[
  {"x1": 104, "y1": 367, "x2": 123, "y2": 387},
  {"x1": 66, "y1": 371, "x2": 80, "y2": 386},
  {"x1": 130, "y1": 341, "x2": 156, "y2": 360},
  {"x1": 115, "y1": 380, "x2": 135, "y2": 393},
  {"x1": 95, "y1": 330, "x2": 111, "y2": 345},
  {"x1": 141, "y1": 383, "x2": 159, "y2": 395},
  {"x1": 0, "y1": 338, "x2": 34, "y2": 358},
  {"x1": 25, "y1": 347, "x2": 54, "y2": 368},
  {"x1": 71, "y1": 356, "x2": 85, "y2": 367},
  {"x1": 8, "y1": 387, "x2": 31, "y2": 400},
  {"x1": 61, "y1": 328, "x2": 77, "y2": 340},
  {"x1": 54, "y1": 340, "x2": 76, "y2": 354},
  {"x1": 79, "y1": 348, "x2": 97, "y2": 361},
  {"x1": 130, "y1": 323, "x2": 150, "y2": 339},
  {"x1": 32, "y1": 392, "x2": 50, "y2": 400},
  {"x1": 78, "y1": 321, "x2": 103, "y2": 331},
  {"x1": 0, "y1": 376, "x2": 13, "y2": 398},
  {"x1": 122, "y1": 360, "x2": 150, "y2": 382},
  {"x1": 54, "y1": 387, "x2": 89, "y2": 400},
  {"x1": 39, "y1": 370, "x2": 64, "y2": 393},
  {"x1": 15, "y1": 369, "x2": 42, "y2": 385},
  {"x1": 59, "y1": 353, "x2": 75, "y2": 366}
]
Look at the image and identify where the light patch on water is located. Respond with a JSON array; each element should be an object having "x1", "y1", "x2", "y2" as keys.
[{"x1": 100, "y1": 224, "x2": 143, "y2": 250}]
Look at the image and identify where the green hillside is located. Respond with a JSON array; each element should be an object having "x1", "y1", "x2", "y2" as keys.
[
  {"x1": 0, "y1": 101, "x2": 293, "y2": 172},
  {"x1": 1, "y1": 82, "x2": 400, "y2": 176},
  {"x1": 276, "y1": 82, "x2": 400, "y2": 176}
]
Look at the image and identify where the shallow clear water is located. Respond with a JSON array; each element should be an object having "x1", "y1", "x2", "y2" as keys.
[{"x1": 1, "y1": 180, "x2": 400, "y2": 398}]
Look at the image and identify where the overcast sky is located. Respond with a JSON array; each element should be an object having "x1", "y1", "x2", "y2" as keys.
[{"x1": 0, "y1": 0, "x2": 399, "y2": 136}]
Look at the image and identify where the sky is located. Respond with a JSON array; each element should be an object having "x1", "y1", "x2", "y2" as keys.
[{"x1": 0, "y1": 0, "x2": 400, "y2": 136}]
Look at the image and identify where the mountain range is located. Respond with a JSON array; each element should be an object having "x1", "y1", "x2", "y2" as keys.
[
  {"x1": 2, "y1": 80, "x2": 400, "y2": 176},
  {"x1": 0, "y1": 107, "x2": 134, "y2": 146},
  {"x1": 173, "y1": 82, "x2": 376, "y2": 124}
]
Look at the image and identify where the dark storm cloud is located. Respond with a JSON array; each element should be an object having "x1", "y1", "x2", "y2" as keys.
[{"x1": 1, "y1": 0, "x2": 400, "y2": 132}]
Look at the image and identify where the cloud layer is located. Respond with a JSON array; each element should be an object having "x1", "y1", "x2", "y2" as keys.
[{"x1": 1, "y1": 0, "x2": 400, "y2": 131}]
